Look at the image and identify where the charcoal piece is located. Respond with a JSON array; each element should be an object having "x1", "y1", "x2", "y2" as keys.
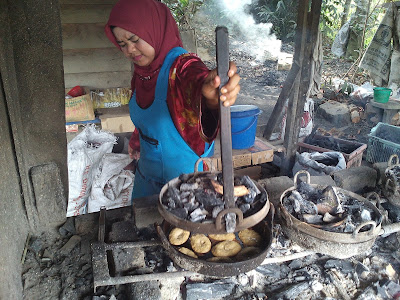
[
  {"x1": 324, "y1": 259, "x2": 354, "y2": 274},
  {"x1": 360, "y1": 209, "x2": 372, "y2": 221},
  {"x1": 289, "y1": 190, "x2": 318, "y2": 215},
  {"x1": 180, "y1": 191, "x2": 191, "y2": 200},
  {"x1": 186, "y1": 281, "x2": 235, "y2": 300},
  {"x1": 190, "y1": 208, "x2": 208, "y2": 222},
  {"x1": 239, "y1": 203, "x2": 251, "y2": 214},
  {"x1": 242, "y1": 176, "x2": 261, "y2": 194},
  {"x1": 297, "y1": 182, "x2": 320, "y2": 201},
  {"x1": 166, "y1": 198, "x2": 176, "y2": 209},
  {"x1": 323, "y1": 212, "x2": 339, "y2": 223},
  {"x1": 257, "y1": 190, "x2": 268, "y2": 203},
  {"x1": 183, "y1": 202, "x2": 199, "y2": 214},
  {"x1": 166, "y1": 186, "x2": 180, "y2": 206},
  {"x1": 225, "y1": 212, "x2": 236, "y2": 233},
  {"x1": 179, "y1": 173, "x2": 191, "y2": 182},
  {"x1": 194, "y1": 190, "x2": 223, "y2": 208},
  {"x1": 170, "y1": 207, "x2": 188, "y2": 219},
  {"x1": 212, "y1": 205, "x2": 224, "y2": 219},
  {"x1": 180, "y1": 182, "x2": 199, "y2": 192},
  {"x1": 302, "y1": 214, "x2": 323, "y2": 224}
]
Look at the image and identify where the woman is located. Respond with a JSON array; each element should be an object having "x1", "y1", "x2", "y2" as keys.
[{"x1": 105, "y1": 0, "x2": 240, "y2": 199}]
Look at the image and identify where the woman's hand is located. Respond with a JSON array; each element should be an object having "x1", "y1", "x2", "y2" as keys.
[{"x1": 202, "y1": 61, "x2": 240, "y2": 110}]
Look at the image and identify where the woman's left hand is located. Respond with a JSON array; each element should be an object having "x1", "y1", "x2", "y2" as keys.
[{"x1": 202, "y1": 61, "x2": 240, "y2": 110}]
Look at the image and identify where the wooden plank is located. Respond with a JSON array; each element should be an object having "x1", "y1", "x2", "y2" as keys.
[
  {"x1": 64, "y1": 71, "x2": 132, "y2": 89},
  {"x1": 62, "y1": 23, "x2": 112, "y2": 49},
  {"x1": 209, "y1": 137, "x2": 274, "y2": 171},
  {"x1": 282, "y1": 0, "x2": 322, "y2": 175},
  {"x1": 60, "y1": 4, "x2": 113, "y2": 24},
  {"x1": 60, "y1": 0, "x2": 118, "y2": 4},
  {"x1": 63, "y1": 48, "x2": 131, "y2": 73}
]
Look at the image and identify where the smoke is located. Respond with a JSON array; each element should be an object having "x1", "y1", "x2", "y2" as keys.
[{"x1": 218, "y1": 0, "x2": 282, "y2": 61}]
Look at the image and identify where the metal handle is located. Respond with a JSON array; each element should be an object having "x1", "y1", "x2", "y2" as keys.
[
  {"x1": 293, "y1": 170, "x2": 311, "y2": 188},
  {"x1": 216, "y1": 26, "x2": 235, "y2": 209},
  {"x1": 194, "y1": 157, "x2": 212, "y2": 173},
  {"x1": 215, "y1": 208, "x2": 244, "y2": 231},
  {"x1": 388, "y1": 154, "x2": 399, "y2": 168},
  {"x1": 352, "y1": 220, "x2": 377, "y2": 237}
]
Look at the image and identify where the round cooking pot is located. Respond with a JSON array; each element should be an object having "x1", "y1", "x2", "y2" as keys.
[
  {"x1": 158, "y1": 158, "x2": 270, "y2": 234},
  {"x1": 279, "y1": 171, "x2": 383, "y2": 259},
  {"x1": 155, "y1": 204, "x2": 274, "y2": 277}
]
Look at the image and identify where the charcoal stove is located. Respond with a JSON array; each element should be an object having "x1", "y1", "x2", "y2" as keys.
[{"x1": 279, "y1": 171, "x2": 400, "y2": 259}]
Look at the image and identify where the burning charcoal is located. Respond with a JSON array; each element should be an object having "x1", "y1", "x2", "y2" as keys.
[
  {"x1": 194, "y1": 190, "x2": 223, "y2": 209},
  {"x1": 190, "y1": 208, "x2": 208, "y2": 222},
  {"x1": 180, "y1": 182, "x2": 199, "y2": 192},
  {"x1": 212, "y1": 205, "x2": 224, "y2": 219},
  {"x1": 289, "y1": 190, "x2": 318, "y2": 215},
  {"x1": 170, "y1": 207, "x2": 188, "y2": 219},
  {"x1": 302, "y1": 214, "x2": 323, "y2": 224},
  {"x1": 225, "y1": 212, "x2": 236, "y2": 233},
  {"x1": 361, "y1": 209, "x2": 372, "y2": 221}
]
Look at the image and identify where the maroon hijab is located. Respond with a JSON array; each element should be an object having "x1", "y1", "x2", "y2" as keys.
[{"x1": 105, "y1": 0, "x2": 183, "y2": 107}]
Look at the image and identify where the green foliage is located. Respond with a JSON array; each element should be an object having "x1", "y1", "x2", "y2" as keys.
[
  {"x1": 163, "y1": 0, "x2": 205, "y2": 28},
  {"x1": 320, "y1": 0, "x2": 344, "y2": 42},
  {"x1": 255, "y1": 0, "x2": 297, "y2": 42}
]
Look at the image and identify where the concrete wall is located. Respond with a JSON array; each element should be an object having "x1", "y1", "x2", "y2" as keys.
[{"x1": 0, "y1": 0, "x2": 68, "y2": 297}]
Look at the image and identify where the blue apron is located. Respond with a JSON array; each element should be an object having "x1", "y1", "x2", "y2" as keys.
[{"x1": 130, "y1": 47, "x2": 214, "y2": 199}]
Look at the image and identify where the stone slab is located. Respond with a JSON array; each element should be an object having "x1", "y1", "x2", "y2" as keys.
[
  {"x1": 318, "y1": 101, "x2": 350, "y2": 126},
  {"x1": 333, "y1": 166, "x2": 377, "y2": 193},
  {"x1": 258, "y1": 176, "x2": 294, "y2": 207}
]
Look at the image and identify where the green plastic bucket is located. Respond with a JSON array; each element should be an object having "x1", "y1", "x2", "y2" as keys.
[{"x1": 373, "y1": 87, "x2": 392, "y2": 103}]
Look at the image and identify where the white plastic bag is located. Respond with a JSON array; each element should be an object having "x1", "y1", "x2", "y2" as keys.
[
  {"x1": 331, "y1": 21, "x2": 351, "y2": 57},
  {"x1": 292, "y1": 151, "x2": 346, "y2": 176},
  {"x1": 88, "y1": 153, "x2": 134, "y2": 213},
  {"x1": 66, "y1": 125, "x2": 117, "y2": 217},
  {"x1": 270, "y1": 98, "x2": 314, "y2": 140}
]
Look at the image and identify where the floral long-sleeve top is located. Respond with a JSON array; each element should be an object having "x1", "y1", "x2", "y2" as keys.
[{"x1": 129, "y1": 53, "x2": 219, "y2": 156}]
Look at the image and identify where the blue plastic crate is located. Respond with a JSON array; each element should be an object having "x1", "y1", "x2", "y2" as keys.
[{"x1": 366, "y1": 122, "x2": 400, "y2": 163}]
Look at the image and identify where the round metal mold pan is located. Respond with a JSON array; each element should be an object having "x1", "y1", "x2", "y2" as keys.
[{"x1": 155, "y1": 205, "x2": 274, "y2": 277}]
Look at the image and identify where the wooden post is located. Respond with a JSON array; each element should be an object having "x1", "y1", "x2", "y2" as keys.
[{"x1": 281, "y1": 0, "x2": 322, "y2": 175}]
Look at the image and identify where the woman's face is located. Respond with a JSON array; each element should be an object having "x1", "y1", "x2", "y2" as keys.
[{"x1": 112, "y1": 27, "x2": 155, "y2": 67}]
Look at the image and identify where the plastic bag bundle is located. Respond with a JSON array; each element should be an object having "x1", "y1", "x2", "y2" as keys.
[{"x1": 66, "y1": 124, "x2": 117, "y2": 217}]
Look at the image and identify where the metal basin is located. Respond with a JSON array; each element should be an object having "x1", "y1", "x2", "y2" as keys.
[
  {"x1": 279, "y1": 171, "x2": 383, "y2": 259},
  {"x1": 158, "y1": 170, "x2": 270, "y2": 234},
  {"x1": 155, "y1": 205, "x2": 274, "y2": 277}
]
